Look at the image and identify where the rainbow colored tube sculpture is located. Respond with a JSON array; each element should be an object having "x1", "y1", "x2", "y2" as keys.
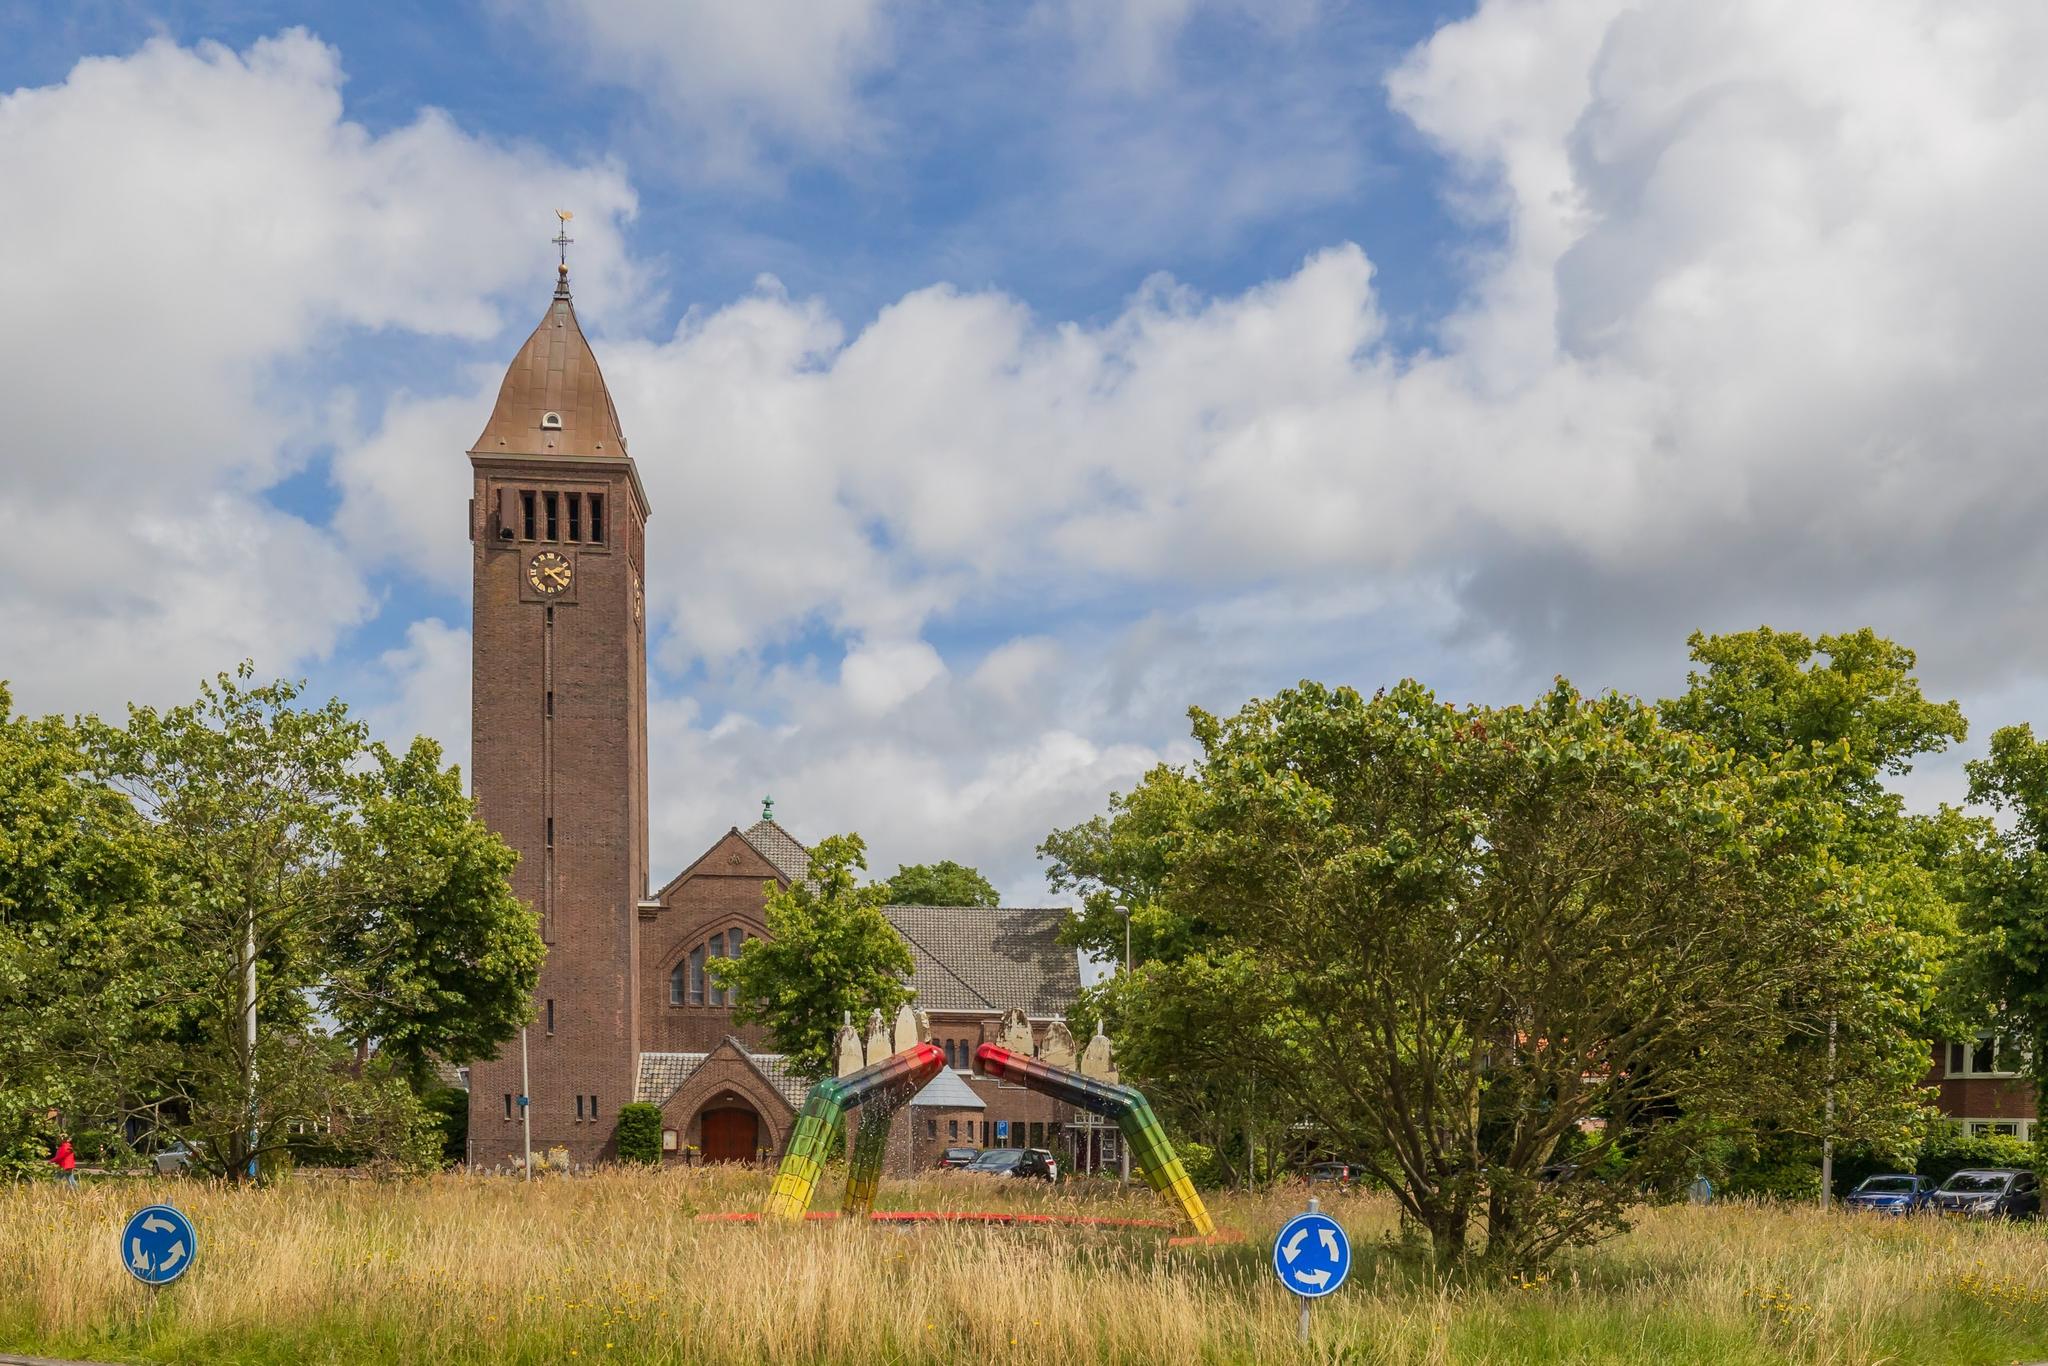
[
  {"x1": 763, "y1": 1041, "x2": 945, "y2": 1222},
  {"x1": 974, "y1": 1043, "x2": 1215, "y2": 1237}
]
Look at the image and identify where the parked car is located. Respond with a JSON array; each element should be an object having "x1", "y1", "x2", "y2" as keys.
[
  {"x1": 152, "y1": 1141, "x2": 195, "y2": 1177},
  {"x1": 962, "y1": 1147, "x2": 1054, "y2": 1181},
  {"x1": 936, "y1": 1146, "x2": 980, "y2": 1169},
  {"x1": 1842, "y1": 1173, "x2": 1933, "y2": 1213},
  {"x1": 1028, "y1": 1147, "x2": 1060, "y2": 1181},
  {"x1": 1929, "y1": 1168, "x2": 2041, "y2": 1219},
  {"x1": 1308, "y1": 1161, "x2": 1359, "y2": 1187}
]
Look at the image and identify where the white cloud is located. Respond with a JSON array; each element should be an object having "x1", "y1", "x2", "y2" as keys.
[
  {"x1": 503, "y1": 0, "x2": 897, "y2": 172},
  {"x1": 0, "y1": 30, "x2": 639, "y2": 717},
  {"x1": 362, "y1": 619, "x2": 472, "y2": 764}
]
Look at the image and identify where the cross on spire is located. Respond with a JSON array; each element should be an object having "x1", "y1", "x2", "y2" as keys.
[
  {"x1": 761, "y1": 795, "x2": 775, "y2": 823},
  {"x1": 552, "y1": 209, "x2": 574, "y2": 297}
]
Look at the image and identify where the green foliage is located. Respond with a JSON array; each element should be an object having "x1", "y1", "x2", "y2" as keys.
[
  {"x1": 422, "y1": 1087, "x2": 469, "y2": 1168},
  {"x1": 323, "y1": 737, "x2": 542, "y2": 1083},
  {"x1": 882, "y1": 860, "x2": 998, "y2": 907},
  {"x1": 1659, "y1": 626, "x2": 1973, "y2": 1146},
  {"x1": 710, "y1": 833, "x2": 914, "y2": 1082},
  {"x1": 1916, "y1": 1128, "x2": 2036, "y2": 1185},
  {"x1": 615, "y1": 1103, "x2": 663, "y2": 1165},
  {"x1": 1056, "y1": 673, "x2": 1930, "y2": 1271},
  {"x1": 0, "y1": 682, "x2": 162, "y2": 1168},
  {"x1": 0, "y1": 664, "x2": 538, "y2": 1183},
  {"x1": 1961, "y1": 723, "x2": 2048, "y2": 1129}
]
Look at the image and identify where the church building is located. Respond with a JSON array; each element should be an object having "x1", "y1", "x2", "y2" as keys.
[{"x1": 462, "y1": 254, "x2": 1087, "y2": 1169}]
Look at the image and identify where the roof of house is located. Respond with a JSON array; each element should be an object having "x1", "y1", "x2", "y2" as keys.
[
  {"x1": 738, "y1": 819, "x2": 811, "y2": 885},
  {"x1": 884, "y1": 905, "x2": 1082, "y2": 1017},
  {"x1": 909, "y1": 1068, "x2": 986, "y2": 1110},
  {"x1": 635, "y1": 1045, "x2": 811, "y2": 1111}
]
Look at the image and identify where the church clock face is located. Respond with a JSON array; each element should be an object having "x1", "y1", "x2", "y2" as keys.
[{"x1": 528, "y1": 550, "x2": 572, "y2": 595}]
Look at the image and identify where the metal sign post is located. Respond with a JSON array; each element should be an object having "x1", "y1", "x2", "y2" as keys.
[{"x1": 1273, "y1": 1196, "x2": 1351, "y2": 1344}]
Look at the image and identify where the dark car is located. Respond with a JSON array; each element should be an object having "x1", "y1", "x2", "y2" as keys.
[
  {"x1": 1842, "y1": 1173, "x2": 1932, "y2": 1213},
  {"x1": 1307, "y1": 1162, "x2": 1359, "y2": 1187},
  {"x1": 936, "y1": 1146, "x2": 980, "y2": 1169},
  {"x1": 1929, "y1": 1168, "x2": 2041, "y2": 1219},
  {"x1": 962, "y1": 1147, "x2": 1054, "y2": 1181}
]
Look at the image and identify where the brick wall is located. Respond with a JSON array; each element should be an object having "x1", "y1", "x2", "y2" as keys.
[{"x1": 466, "y1": 453, "x2": 649, "y2": 1167}]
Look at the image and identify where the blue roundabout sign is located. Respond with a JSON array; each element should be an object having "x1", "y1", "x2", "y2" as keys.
[
  {"x1": 1272, "y1": 1208, "x2": 1351, "y2": 1299},
  {"x1": 120, "y1": 1203, "x2": 198, "y2": 1286}
]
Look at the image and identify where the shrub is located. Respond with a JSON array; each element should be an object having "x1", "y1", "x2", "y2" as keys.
[
  {"x1": 616, "y1": 1103, "x2": 663, "y2": 1165},
  {"x1": 1917, "y1": 1128, "x2": 2035, "y2": 1185},
  {"x1": 422, "y1": 1087, "x2": 469, "y2": 1168}
]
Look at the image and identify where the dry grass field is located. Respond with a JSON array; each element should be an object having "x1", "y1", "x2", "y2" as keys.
[{"x1": 3, "y1": 1166, "x2": 2046, "y2": 1364}]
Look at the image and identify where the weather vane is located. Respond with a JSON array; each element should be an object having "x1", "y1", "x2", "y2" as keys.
[{"x1": 553, "y1": 208, "x2": 574, "y2": 294}]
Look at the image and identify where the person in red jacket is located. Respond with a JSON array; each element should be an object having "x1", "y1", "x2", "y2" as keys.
[{"x1": 50, "y1": 1136, "x2": 77, "y2": 1189}]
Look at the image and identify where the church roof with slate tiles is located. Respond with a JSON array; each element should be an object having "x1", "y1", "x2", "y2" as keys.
[{"x1": 884, "y1": 904, "x2": 1082, "y2": 1018}]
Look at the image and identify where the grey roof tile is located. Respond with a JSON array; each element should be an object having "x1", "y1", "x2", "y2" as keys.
[
  {"x1": 883, "y1": 905, "x2": 1082, "y2": 1018},
  {"x1": 739, "y1": 820, "x2": 811, "y2": 885},
  {"x1": 635, "y1": 1047, "x2": 811, "y2": 1110}
]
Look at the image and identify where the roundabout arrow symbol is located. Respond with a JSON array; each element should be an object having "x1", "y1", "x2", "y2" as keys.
[
  {"x1": 1320, "y1": 1227, "x2": 1341, "y2": 1259},
  {"x1": 141, "y1": 1215, "x2": 175, "y2": 1234},
  {"x1": 1282, "y1": 1227, "x2": 1309, "y2": 1261},
  {"x1": 159, "y1": 1240, "x2": 186, "y2": 1272},
  {"x1": 1293, "y1": 1268, "x2": 1330, "y2": 1289}
]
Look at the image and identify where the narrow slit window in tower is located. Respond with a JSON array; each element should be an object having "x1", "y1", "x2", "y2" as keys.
[
  {"x1": 546, "y1": 999, "x2": 555, "y2": 1035},
  {"x1": 567, "y1": 493, "x2": 581, "y2": 542},
  {"x1": 576, "y1": 1095, "x2": 585, "y2": 1121},
  {"x1": 544, "y1": 492, "x2": 559, "y2": 540},
  {"x1": 521, "y1": 491, "x2": 537, "y2": 540},
  {"x1": 588, "y1": 494, "x2": 605, "y2": 544}
]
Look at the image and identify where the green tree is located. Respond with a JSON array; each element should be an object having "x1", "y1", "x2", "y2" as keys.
[
  {"x1": 1066, "y1": 678, "x2": 1919, "y2": 1269},
  {"x1": 0, "y1": 684, "x2": 162, "y2": 1167},
  {"x1": 1961, "y1": 723, "x2": 2048, "y2": 1133},
  {"x1": 88, "y1": 665, "x2": 541, "y2": 1180},
  {"x1": 711, "y1": 834, "x2": 913, "y2": 1081},
  {"x1": 883, "y1": 860, "x2": 998, "y2": 907},
  {"x1": 1659, "y1": 627, "x2": 1974, "y2": 1147}
]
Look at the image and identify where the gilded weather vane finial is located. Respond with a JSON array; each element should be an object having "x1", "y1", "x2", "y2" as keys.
[{"x1": 553, "y1": 209, "x2": 574, "y2": 296}]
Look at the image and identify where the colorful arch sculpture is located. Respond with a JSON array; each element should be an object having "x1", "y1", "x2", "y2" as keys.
[
  {"x1": 763, "y1": 1041, "x2": 944, "y2": 1221},
  {"x1": 761, "y1": 1036, "x2": 1216, "y2": 1238},
  {"x1": 973, "y1": 1043, "x2": 1215, "y2": 1237}
]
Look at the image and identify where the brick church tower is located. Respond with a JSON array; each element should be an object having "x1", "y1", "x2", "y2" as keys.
[{"x1": 464, "y1": 243, "x2": 650, "y2": 1165}]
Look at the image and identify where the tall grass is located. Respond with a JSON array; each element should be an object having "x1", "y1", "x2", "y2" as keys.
[{"x1": 3, "y1": 1168, "x2": 2045, "y2": 1363}]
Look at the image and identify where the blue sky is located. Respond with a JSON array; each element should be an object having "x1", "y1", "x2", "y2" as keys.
[{"x1": 5, "y1": 0, "x2": 2046, "y2": 899}]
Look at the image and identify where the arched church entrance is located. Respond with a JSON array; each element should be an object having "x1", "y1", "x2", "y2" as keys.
[{"x1": 700, "y1": 1105, "x2": 760, "y2": 1163}]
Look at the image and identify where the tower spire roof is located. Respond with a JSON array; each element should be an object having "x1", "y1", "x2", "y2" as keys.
[{"x1": 470, "y1": 213, "x2": 625, "y2": 459}]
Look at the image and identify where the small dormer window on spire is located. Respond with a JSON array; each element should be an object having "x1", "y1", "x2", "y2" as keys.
[{"x1": 541, "y1": 411, "x2": 563, "y2": 430}]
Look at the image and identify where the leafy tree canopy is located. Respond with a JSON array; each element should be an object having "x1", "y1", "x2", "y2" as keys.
[
  {"x1": 712, "y1": 833, "x2": 914, "y2": 1081},
  {"x1": 883, "y1": 860, "x2": 998, "y2": 907},
  {"x1": 1058, "y1": 677, "x2": 1931, "y2": 1269},
  {"x1": 1961, "y1": 724, "x2": 2048, "y2": 1128},
  {"x1": 1, "y1": 665, "x2": 541, "y2": 1180}
]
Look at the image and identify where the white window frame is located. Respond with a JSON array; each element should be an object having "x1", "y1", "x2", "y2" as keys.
[
  {"x1": 1961, "y1": 1117, "x2": 2031, "y2": 1141},
  {"x1": 1947, "y1": 1034, "x2": 2027, "y2": 1079}
]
